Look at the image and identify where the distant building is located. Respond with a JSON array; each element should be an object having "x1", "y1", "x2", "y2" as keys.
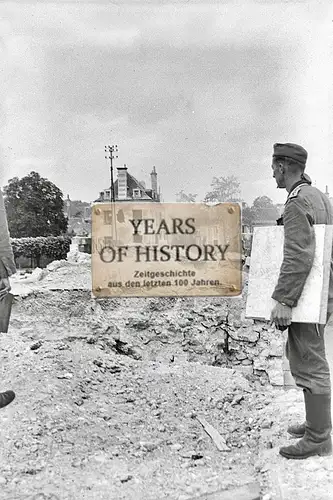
[
  {"x1": 95, "y1": 165, "x2": 161, "y2": 203},
  {"x1": 64, "y1": 194, "x2": 71, "y2": 219},
  {"x1": 64, "y1": 195, "x2": 92, "y2": 236},
  {"x1": 66, "y1": 217, "x2": 91, "y2": 237},
  {"x1": 63, "y1": 166, "x2": 161, "y2": 238}
]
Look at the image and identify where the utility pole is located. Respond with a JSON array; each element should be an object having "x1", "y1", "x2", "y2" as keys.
[
  {"x1": 104, "y1": 144, "x2": 119, "y2": 243},
  {"x1": 104, "y1": 144, "x2": 118, "y2": 201}
]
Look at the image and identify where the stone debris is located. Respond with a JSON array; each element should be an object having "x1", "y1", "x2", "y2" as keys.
[
  {"x1": 10, "y1": 261, "x2": 285, "y2": 386},
  {"x1": 119, "y1": 474, "x2": 133, "y2": 483},
  {"x1": 30, "y1": 341, "x2": 43, "y2": 351},
  {"x1": 67, "y1": 250, "x2": 91, "y2": 264},
  {"x1": 2, "y1": 257, "x2": 328, "y2": 499}
]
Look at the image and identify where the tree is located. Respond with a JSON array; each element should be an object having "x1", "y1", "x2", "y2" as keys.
[
  {"x1": 204, "y1": 175, "x2": 241, "y2": 203},
  {"x1": 4, "y1": 171, "x2": 68, "y2": 238},
  {"x1": 241, "y1": 202, "x2": 254, "y2": 228},
  {"x1": 65, "y1": 199, "x2": 91, "y2": 219},
  {"x1": 252, "y1": 196, "x2": 276, "y2": 210},
  {"x1": 176, "y1": 190, "x2": 198, "y2": 202},
  {"x1": 251, "y1": 196, "x2": 279, "y2": 224}
]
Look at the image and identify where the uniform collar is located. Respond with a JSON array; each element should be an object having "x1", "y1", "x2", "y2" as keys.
[
  {"x1": 286, "y1": 179, "x2": 311, "y2": 204},
  {"x1": 289, "y1": 178, "x2": 311, "y2": 194}
]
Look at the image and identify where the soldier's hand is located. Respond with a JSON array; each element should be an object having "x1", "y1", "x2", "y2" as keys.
[
  {"x1": 0, "y1": 277, "x2": 11, "y2": 297},
  {"x1": 270, "y1": 302, "x2": 292, "y2": 328}
]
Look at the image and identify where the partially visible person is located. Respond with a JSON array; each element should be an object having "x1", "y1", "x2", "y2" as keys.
[{"x1": 0, "y1": 187, "x2": 16, "y2": 408}]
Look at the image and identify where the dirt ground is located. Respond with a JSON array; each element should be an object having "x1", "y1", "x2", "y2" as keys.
[{"x1": 0, "y1": 261, "x2": 332, "y2": 500}]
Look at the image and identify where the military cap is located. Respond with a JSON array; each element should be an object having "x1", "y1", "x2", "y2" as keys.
[{"x1": 273, "y1": 143, "x2": 308, "y2": 166}]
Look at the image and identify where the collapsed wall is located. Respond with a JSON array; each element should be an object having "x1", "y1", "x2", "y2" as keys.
[{"x1": 107, "y1": 292, "x2": 285, "y2": 386}]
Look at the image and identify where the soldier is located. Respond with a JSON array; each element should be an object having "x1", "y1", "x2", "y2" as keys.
[
  {"x1": 270, "y1": 143, "x2": 333, "y2": 459},
  {"x1": 0, "y1": 187, "x2": 16, "y2": 409}
]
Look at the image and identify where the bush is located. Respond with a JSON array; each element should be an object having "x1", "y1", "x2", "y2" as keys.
[{"x1": 11, "y1": 236, "x2": 71, "y2": 265}]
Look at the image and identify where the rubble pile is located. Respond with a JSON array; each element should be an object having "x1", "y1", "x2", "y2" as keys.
[
  {"x1": 66, "y1": 249, "x2": 91, "y2": 264},
  {"x1": 3, "y1": 259, "x2": 332, "y2": 499},
  {"x1": 0, "y1": 312, "x2": 278, "y2": 499},
  {"x1": 11, "y1": 260, "x2": 285, "y2": 386},
  {"x1": 109, "y1": 294, "x2": 284, "y2": 385},
  {"x1": 12, "y1": 278, "x2": 285, "y2": 386},
  {"x1": 12, "y1": 259, "x2": 91, "y2": 292}
]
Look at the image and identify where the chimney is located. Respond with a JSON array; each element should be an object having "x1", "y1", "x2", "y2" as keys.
[
  {"x1": 117, "y1": 165, "x2": 128, "y2": 200},
  {"x1": 66, "y1": 194, "x2": 71, "y2": 218},
  {"x1": 150, "y1": 166, "x2": 158, "y2": 196},
  {"x1": 325, "y1": 185, "x2": 329, "y2": 197}
]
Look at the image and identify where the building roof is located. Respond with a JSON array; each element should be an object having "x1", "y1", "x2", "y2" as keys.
[{"x1": 94, "y1": 170, "x2": 159, "y2": 202}]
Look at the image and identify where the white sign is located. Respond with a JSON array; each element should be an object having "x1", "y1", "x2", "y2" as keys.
[{"x1": 246, "y1": 225, "x2": 333, "y2": 324}]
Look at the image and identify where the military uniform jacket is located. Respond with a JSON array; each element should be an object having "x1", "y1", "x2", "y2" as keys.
[
  {"x1": 0, "y1": 189, "x2": 16, "y2": 279},
  {"x1": 272, "y1": 181, "x2": 333, "y2": 314}
]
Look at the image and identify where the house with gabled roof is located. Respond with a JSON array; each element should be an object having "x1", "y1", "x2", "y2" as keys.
[{"x1": 94, "y1": 165, "x2": 161, "y2": 203}]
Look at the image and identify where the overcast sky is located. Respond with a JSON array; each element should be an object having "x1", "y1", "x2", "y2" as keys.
[{"x1": 1, "y1": 1, "x2": 332, "y2": 205}]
